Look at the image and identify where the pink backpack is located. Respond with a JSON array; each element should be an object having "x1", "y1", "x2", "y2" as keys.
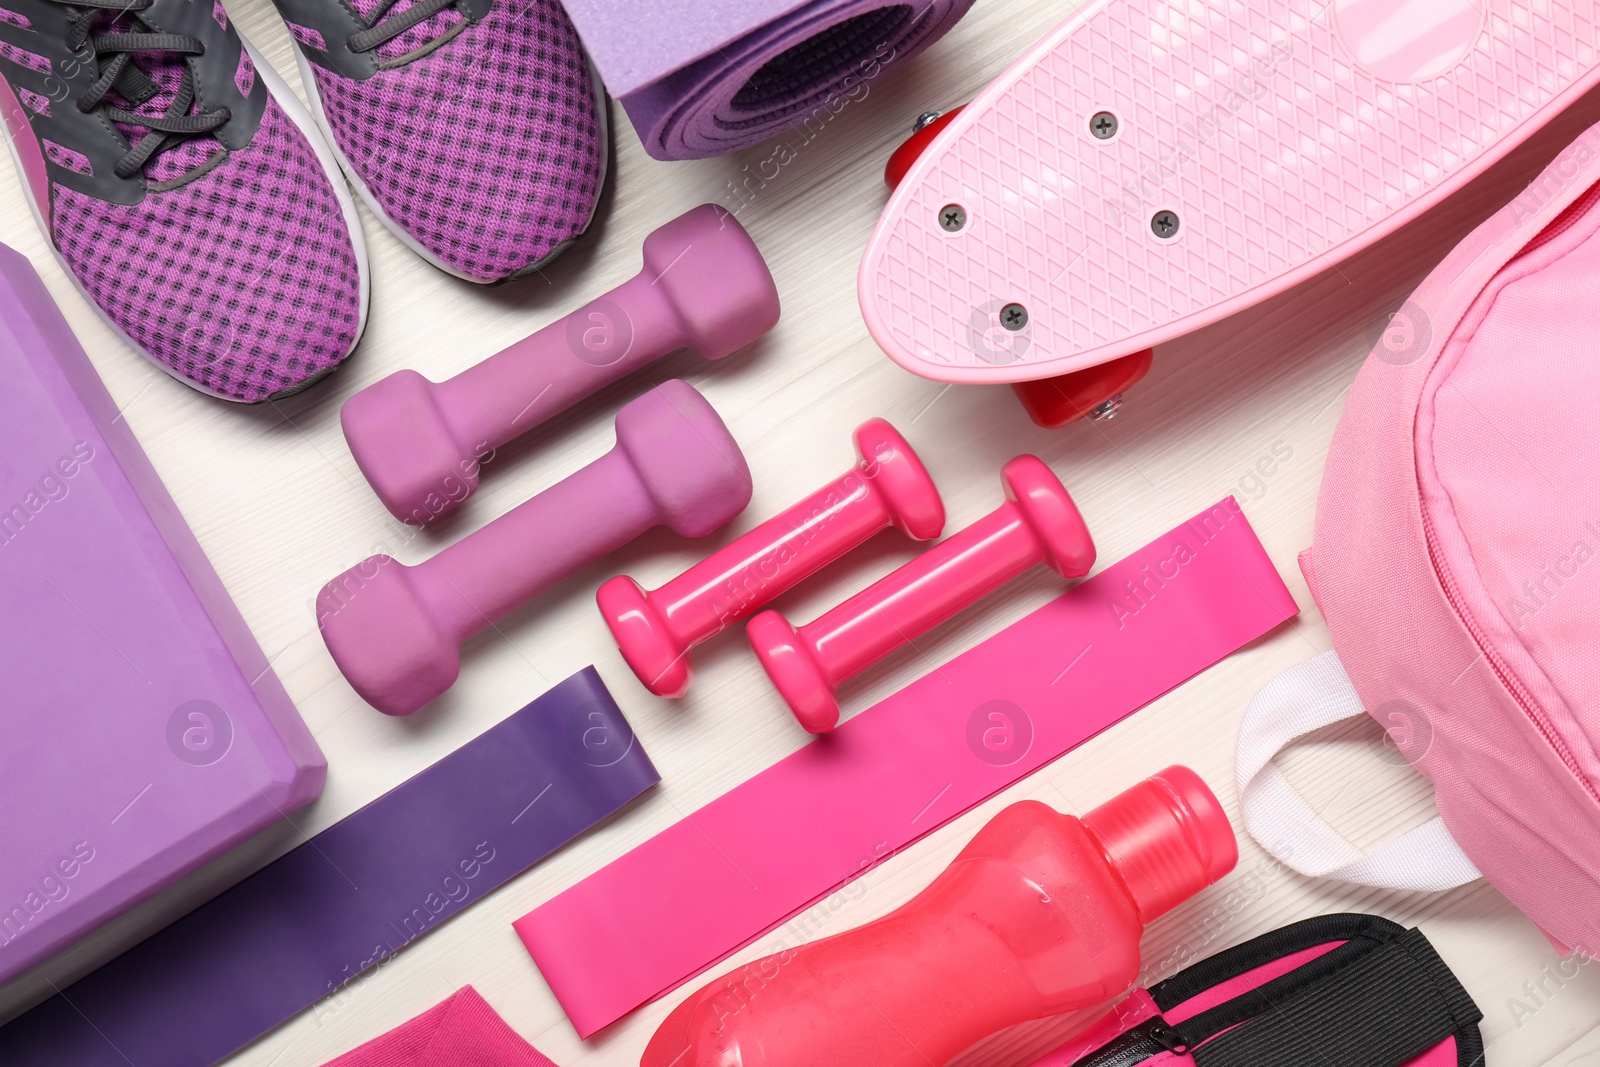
[{"x1": 1236, "y1": 123, "x2": 1600, "y2": 952}]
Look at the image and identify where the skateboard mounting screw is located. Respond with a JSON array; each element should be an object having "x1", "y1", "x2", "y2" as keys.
[
  {"x1": 913, "y1": 110, "x2": 943, "y2": 133},
  {"x1": 1089, "y1": 394, "x2": 1123, "y2": 421},
  {"x1": 939, "y1": 204, "x2": 967, "y2": 232},
  {"x1": 1090, "y1": 111, "x2": 1118, "y2": 139},
  {"x1": 1151, "y1": 210, "x2": 1180, "y2": 238},
  {"x1": 1000, "y1": 303, "x2": 1028, "y2": 331}
]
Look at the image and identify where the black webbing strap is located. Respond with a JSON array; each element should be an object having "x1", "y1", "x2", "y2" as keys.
[
  {"x1": 1150, "y1": 913, "x2": 1403, "y2": 1012},
  {"x1": 1189, "y1": 928, "x2": 1483, "y2": 1067},
  {"x1": 1168, "y1": 917, "x2": 1401, "y2": 1045}
]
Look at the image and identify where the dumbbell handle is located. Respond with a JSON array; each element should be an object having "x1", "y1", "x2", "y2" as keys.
[
  {"x1": 750, "y1": 456, "x2": 1093, "y2": 732},
  {"x1": 415, "y1": 448, "x2": 655, "y2": 642},
  {"x1": 649, "y1": 469, "x2": 895, "y2": 647},
  {"x1": 440, "y1": 274, "x2": 688, "y2": 456},
  {"x1": 804, "y1": 504, "x2": 1037, "y2": 684},
  {"x1": 599, "y1": 419, "x2": 942, "y2": 698}
]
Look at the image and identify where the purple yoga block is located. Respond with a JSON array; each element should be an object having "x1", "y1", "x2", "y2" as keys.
[{"x1": 0, "y1": 243, "x2": 325, "y2": 983}]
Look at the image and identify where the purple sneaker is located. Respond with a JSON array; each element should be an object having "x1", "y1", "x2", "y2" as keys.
[
  {"x1": 273, "y1": 0, "x2": 606, "y2": 283},
  {"x1": 0, "y1": 0, "x2": 368, "y2": 402}
]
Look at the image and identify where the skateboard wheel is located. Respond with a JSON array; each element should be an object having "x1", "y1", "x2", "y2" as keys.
[
  {"x1": 1012, "y1": 350, "x2": 1154, "y2": 428},
  {"x1": 884, "y1": 105, "x2": 966, "y2": 190}
]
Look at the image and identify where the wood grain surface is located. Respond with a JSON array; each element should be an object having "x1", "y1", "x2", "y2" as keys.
[{"x1": 5, "y1": 0, "x2": 1600, "y2": 1063}]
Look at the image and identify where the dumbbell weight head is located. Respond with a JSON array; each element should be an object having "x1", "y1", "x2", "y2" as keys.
[
  {"x1": 641, "y1": 205, "x2": 781, "y2": 361},
  {"x1": 341, "y1": 370, "x2": 480, "y2": 527},
  {"x1": 613, "y1": 380, "x2": 754, "y2": 539},
  {"x1": 855, "y1": 419, "x2": 946, "y2": 540},
  {"x1": 315, "y1": 553, "x2": 459, "y2": 718},
  {"x1": 320, "y1": 381, "x2": 752, "y2": 716},
  {"x1": 594, "y1": 576, "x2": 683, "y2": 696},
  {"x1": 1000, "y1": 454, "x2": 1096, "y2": 579},
  {"x1": 744, "y1": 610, "x2": 836, "y2": 734}
]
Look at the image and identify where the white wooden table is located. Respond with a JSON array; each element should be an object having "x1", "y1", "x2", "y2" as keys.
[{"x1": 6, "y1": 0, "x2": 1600, "y2": 1063}]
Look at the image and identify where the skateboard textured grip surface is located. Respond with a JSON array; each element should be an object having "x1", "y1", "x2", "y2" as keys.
[{"x1": 861, "y1": 0, "x2": 1600, "y2": 383}]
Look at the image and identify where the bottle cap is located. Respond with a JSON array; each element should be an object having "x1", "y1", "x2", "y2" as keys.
[{"x1": 1082, "y1": 765, "x2": 1238, "y2": 923}]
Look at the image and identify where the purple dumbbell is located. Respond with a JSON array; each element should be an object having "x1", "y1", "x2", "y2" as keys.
[
  {"x1": 342, "y1": 204, "x2": 780, "y2": 524},
  {"x1": 317, "y1": 381, "x2": 752, "y2": 716}
]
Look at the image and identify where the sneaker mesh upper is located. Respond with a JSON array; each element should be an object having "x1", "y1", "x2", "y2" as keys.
[
  {"x1": 51, "y1": 97, "x2": 364, "y2": 402},
  {"x1": 309, "y1": 0, "x2": 602, "y2": 283}
]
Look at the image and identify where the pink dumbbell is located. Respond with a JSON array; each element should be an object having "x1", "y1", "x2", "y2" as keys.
[
  {"x1": 317, "y1": 381, "x2": 752, "y2": 716},
  {"x1": 748, "y1": 455, "x2": 1095, "y2": 733},
  {"x1": 341, "y1": 204, "x2": 780, "y2": 523},
  {"x1": 597, "y1": 419, "x2": 944, "y2": 698}
]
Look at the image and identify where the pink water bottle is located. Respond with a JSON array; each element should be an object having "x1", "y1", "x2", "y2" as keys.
[{"x1": 642, "y1": 766, "x2": 1236, "y2": 1067}]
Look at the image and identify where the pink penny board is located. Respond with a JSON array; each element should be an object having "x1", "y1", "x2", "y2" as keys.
[{"x1": 860, "y1": 0, "x2": 1600, "y2": 383}]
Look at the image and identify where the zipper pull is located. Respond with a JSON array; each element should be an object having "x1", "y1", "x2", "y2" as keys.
[
  {"x1": 1070, "y1": 1016, "x2": 1190, "y2": 1066},
  {"x1": 1147, "y1": 1020, "x2": 1188, "y2": 1053}
]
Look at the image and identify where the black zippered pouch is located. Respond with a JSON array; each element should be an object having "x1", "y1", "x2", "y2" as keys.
[{"x1": 1063, "y1": 915, "x2": 1484, "y2": 1067}]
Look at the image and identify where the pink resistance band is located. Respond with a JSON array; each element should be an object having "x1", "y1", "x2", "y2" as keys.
[{"x1": 515, "y1": 498, "x2": 1297, "y2": 1036}]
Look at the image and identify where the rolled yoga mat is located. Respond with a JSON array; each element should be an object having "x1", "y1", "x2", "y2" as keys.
[{"x1": 561, "y1": 0, "x2": 977, "y2": 160}]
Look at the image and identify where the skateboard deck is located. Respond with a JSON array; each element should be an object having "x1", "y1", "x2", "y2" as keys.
[{"x1": 860, "y1": 0, "x2": 1600, "y2": 383}]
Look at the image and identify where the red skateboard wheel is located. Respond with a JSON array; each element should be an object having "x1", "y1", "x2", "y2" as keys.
[
  {"x1": 1012, "y1": 350, "x2": 1153, "y2": 428},
  {"x1": 884, "y1": 106, "x2": 965, "y2": 191}
]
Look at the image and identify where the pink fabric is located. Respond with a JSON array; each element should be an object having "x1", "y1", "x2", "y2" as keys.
[
  {"x1": 0, "y1": 38, "x2": 50, "y2": 73},
  {"x1": 41, "y1": 139, "x2": 90, "y2": 175},
  {"x1": 322, "y1": 987, "x2": 558, "y2": 1067},
  {"x1": 308, "y1": 0, "x2": 602, "y2": 282},
  {"x1": 1162, "y1": 943, "x2": 1338, "y2": 1024},
  {"x1": 287, "y1": 21, "x2": 327, "y2": 50},
  {"x1": 1309, "y1": 121, "x2": 1600, "y2": 950},
  {"x1": 234, "y1": 51, "x2": 256, "y2": 101},
  {"x1": 1030, "y1": 940, "x2": 1462, "y2": 1066},
  {"x1": 51, "y1": 98, "x2": 363, "y2": 402},
  {"x1": 16, "y1": 87, "x2": 49, "y2": 116}
]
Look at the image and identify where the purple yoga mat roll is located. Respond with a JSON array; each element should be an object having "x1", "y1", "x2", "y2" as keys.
[
  {"x1": 561, "y1": 0, "x2": 977, "y2": 160},
  {"x1": 0, "y1": 668, "x2": 659, "y2": 1067},
  {"x1": 0, "y1": 242, "x2": 324, "y2": 984}
]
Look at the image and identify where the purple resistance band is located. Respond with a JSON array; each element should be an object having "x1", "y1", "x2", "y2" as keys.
[{"x1": 0, "y1": 668, "x2": 658, "y2": 1067}]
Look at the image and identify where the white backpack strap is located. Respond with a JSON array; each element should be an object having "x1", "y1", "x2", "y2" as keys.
[{"x1": 1236, "y1": 651, "x2": 1481, "y2": 892}]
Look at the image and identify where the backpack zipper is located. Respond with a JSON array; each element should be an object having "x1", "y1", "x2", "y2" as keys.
[
  {"x1": 1418, "y1": 508, "x2": 1598, "y2": 805},
  {"x1": 1416, "y1": 180, "x2": 1600, "y2": 807},
  {"x1": 1513, "y1": 181, "x2": 1600, "y2": 260}
]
